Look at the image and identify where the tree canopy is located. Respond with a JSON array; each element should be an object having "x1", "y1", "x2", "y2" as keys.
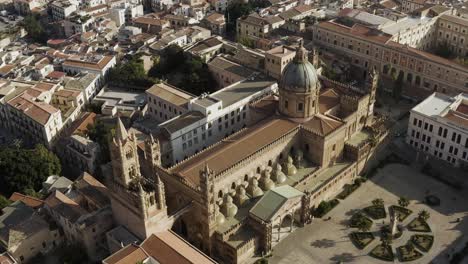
[
  {"x1": 108, "y1": 55, "x2": 158, "y2": 88},
  {"x1": 22, "y1": 15, "x2": 47, "y2": 43},
  {"x1": 0, "y1": 144, "x2": 61, "y2": 196},
  {"x1": 225, "y1": 0, "x2": 271, "y2": 33},
  {"x1": 0, "y1": 195, "x2": 11, "y2": 210},
  {"x1": 148, "y1": 44, "x2": 217, "y2": 95},
  {"x1": 86, "y1": 120, "x2": 116, "y2": 164}
]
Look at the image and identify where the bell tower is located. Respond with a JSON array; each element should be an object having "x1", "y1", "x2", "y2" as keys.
[
  {"x1": 108, "y1": 118, "x2": 169, "y2": 240},
  {"x1": 110, "y1": 118, "x2": 141, "y2": 188}
]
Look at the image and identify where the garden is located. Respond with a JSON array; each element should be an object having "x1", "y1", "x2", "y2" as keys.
[{"x1": 346, "y1": 197, "x2": 435, "y2": 262}]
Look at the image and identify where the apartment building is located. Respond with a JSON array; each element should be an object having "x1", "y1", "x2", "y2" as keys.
[
  {"x1": 436, "y1": 14, "x2": 468, "y2": 57},
  {"x1": 313, "y1": 19, "x2": 468, "y2": 98},
  {"x1": 62, "y1": 55, "x2": 116, "y2": 80},
  {"x1": 401, "y1": 0, "x2": 428, "y2": 13},
  {"x1": 50, "y1": 0, "x2": 78, "y2": 21},
  {"x1": 264, "y1": 45, "x2": 296, "y2": 80},
  {"x1": 44, "y1": 173, "x2": 114, "y2": 261},
  {"x1": 7, "y1": 91, "x2": 63, "y2": 147},
  {"x1": 406, "y1": 92, "x2": 468, "y2": 168}
]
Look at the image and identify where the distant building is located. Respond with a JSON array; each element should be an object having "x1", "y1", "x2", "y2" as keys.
[
  {"x1": 44, "y1": 173, "x2": 114, "y2": 261},
  {"x1": 406, "y1": 92, "x2": 468, "y2": 168},
  {"x1": 0, "y1": 201, "x2": 62, "y2": 263}
]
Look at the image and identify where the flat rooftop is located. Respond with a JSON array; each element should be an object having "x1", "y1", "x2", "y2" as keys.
[
  {"x1": 146, "y1": 83, "x2": 194, "y2": 107},
  {"x1": 412, "y1": 92, "x2": 455, "y2": 117},
  {"x1": 379, "y1": 16, "x2": 432, "y2": 36},
  {"x1": 211, "y1": 77, "x2": 276, "y2": 107},
  {"x1": 160, "y1": 111, "x2": 205, "y2": 134}
]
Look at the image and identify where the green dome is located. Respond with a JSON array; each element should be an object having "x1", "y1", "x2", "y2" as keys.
[{"x1": 280, "y1": 46, "x2": 318, "y2": 93}]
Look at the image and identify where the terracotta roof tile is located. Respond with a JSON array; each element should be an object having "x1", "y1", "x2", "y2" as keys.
[
  {"x1": 9, "y1": 193, "x2": 44, "y2": 209},
  {"x1": 170, "y1": 118, "x2": 299, "y2": 186}
]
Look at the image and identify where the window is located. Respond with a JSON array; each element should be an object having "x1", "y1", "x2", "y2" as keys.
[
  {"x1": 298, "y1": 103, "x2": 303, "y2": 111},
  {"x1": 443, "y1": 129, "x2": 448, "y2": 138},
  {"x1": 284, "y1": 100, "x2": 288, "y2": 109},
  {"x1": 438, "y1": 127, "x2": 442, "y2": 136}
]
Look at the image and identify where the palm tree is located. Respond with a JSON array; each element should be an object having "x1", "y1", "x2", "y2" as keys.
[
  {"x1": 418, "y1": 210, "x2": 430, "y2": 221},
  {"x1": 398, "y1": 197, "x2": 410, "y2": 208},
  {"x1": 372, "y1": 198, "x2": 384, "y2": 207}
]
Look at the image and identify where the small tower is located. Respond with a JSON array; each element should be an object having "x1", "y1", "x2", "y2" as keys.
[
  {"x1": 145, "y1": 133, "x2": 162, "y2": 169},
  {"x1": 110, "y1": 117, "x2": 141, "y2": 188},
  {"x1": 108, "y1": 117, "x2": 168, "y2": 240},
  {"x1": 312, "y1": 46, "x2": 319, "y2": 69},
  {"x1": 365, "y1": 67, "x2": 379, "y2": 125},
  {"x1": 199, "y1": 163, "x2": 216, "y2": 254}
]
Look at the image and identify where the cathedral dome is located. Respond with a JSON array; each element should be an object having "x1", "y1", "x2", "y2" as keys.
[
  {"x1": 280, "y1": 45, "x2": 318, "y2": 93},
  {"x1": 278, "y1": 42, "x2": 321, "y2": 120}
]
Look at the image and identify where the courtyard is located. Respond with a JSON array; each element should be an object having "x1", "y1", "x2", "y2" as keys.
[{"x1": 269, "y1": 163, "x2": 468, "y2": 264}]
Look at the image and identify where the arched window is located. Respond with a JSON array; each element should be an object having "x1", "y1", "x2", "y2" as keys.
[
  {"x1": 383, "y1": 65, "x2": 389, "y2": 75},
  {"x1": 415, "y1": 76, "x2": 421, "y2": 86},
  {"x1": 218, "y1": 190, "x2": 223, "y2": 198},
  {"x1": 268, "y1": 160, "x2": 272, "y2": 166},
  {"x1": 231, "y1": 182, "x2": 236, "y2": 190},
  {"x1": 406, "y1": 73, "x2": 413, "y2": 83},
  {"x1": 244, "y1": 174, "x2": 249, "y2": 182},
  {"x1": 297, "y1": 103, "x2": 303, "y2": 112}
]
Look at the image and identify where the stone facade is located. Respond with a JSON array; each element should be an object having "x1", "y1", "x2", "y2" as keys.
[{"x1": 106, "y1": 46, "x2": 378, "y2": 264}]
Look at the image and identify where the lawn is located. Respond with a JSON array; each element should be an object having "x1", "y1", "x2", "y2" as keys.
[
  {"x1": 350, "y1": 232, "x2": 374, "y2": 249},
  {"x1": 397, "y1": 244, "x2": 423, "y2": 262},
  {"x1": 407, "y1": 217, "x2": 431, "y2": 232},
  {"x1": 411, "y1": 234, "x2": 434, "y2": 252},
  {"x1": 369, "y1": 244, "x2": 394, "y2": 262},
  {"x1": 363, "y1": 204, "x2": 387, "y2": 220}
]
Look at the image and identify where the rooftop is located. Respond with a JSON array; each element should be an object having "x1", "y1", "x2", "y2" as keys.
[
  {"x1": 103, "y1": 231, "x2": 216, "y2": 264},
  {"x1": 250, "y1": 185, "x2": 303, "y2": 221},
  {"x1": 146, "y1": 83, "x2": 194, "y2": 107},
  {"x1": 210, "y1": 77, "x2": 276, "y2": 108},
  {"x1": 170, "y1": 118, "x2": 299, "y2": 187}
]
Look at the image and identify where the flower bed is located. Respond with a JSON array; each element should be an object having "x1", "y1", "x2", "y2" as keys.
[
  {"x1": 364, "y1": 205, "x2": 387, "y2": 220},
  {"x1": 407, "y1": 218, "x2": 431, "y2": 232},
  {"x1": 369, "y1": 244, "x2": 394, "y2": 262},
  {"x1": 390, "y1": 205, "x2": 413, "y2": 221},
  {"x1": 397, "y1": 244, "x2": 423, "y2": 262},
  {"x1": 411, "y1": 234, "x2": 434, "y2": 252},
  {"x1": 350, "y1": 232, "x2": 375, "y2": 249},
  {"x1": 350, "y1": 212, "x2": 373, "y2": 228}
]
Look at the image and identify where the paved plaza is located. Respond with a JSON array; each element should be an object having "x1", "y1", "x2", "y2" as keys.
[{"x1": 269, "y1": 163, "x2": 468, "y2": 264}]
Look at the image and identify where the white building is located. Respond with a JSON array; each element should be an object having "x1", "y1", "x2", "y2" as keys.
[
  {"x1": 50, "y1": 0, "x2": 78, "y2": 21},
  {"x1": 407, "y1": 92, "x2": 468, "y2": 168},
  {"x1": 146, "y1": 82, "x2": 194, "y2": 123},
  {"x1": 62, "y1": 55, "x2": 116, "y2": 81},
  {"x1": 154, "y1": 77, "x2": 277, "y2": 166}
]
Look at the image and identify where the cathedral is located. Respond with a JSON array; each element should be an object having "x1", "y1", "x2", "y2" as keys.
[{"x1": 106, "y1": 44, "x2": 379, "y2": 264}]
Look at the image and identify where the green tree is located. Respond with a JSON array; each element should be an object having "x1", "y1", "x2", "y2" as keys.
[
  {"x1": 391, "y1": 69, "x2": 403, "y2": 101},
  {"x1": 418, "y1": 210, "x2": 430, "y2": 221},
  {"x1": 0, "y1": 144, "x2": 61, "y2": 196},
  {"x1": 86, "y1": 120, "x2": 115, "y2": 163},
  {"x1": 108, "y1": 55, "x2": 157, "y2": 87},
  {"x1": 398, "y1": 197, "x2": 410, "y2": 208},
  {"x1": 356, "y1": 217, "x2": 371, "y2": 232},
  {"x1": 372, "y1": 198, "x2": 384, "y2": 207},
  {"x1": 22, "y1": 15, "x2": 47, "y2": 43},
  {"x1": 148, "y1": 45, "x2": 216, "y2": 95},
  {"x1": 0, "y1": 195, "x2": 11, "y2": 210}
]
